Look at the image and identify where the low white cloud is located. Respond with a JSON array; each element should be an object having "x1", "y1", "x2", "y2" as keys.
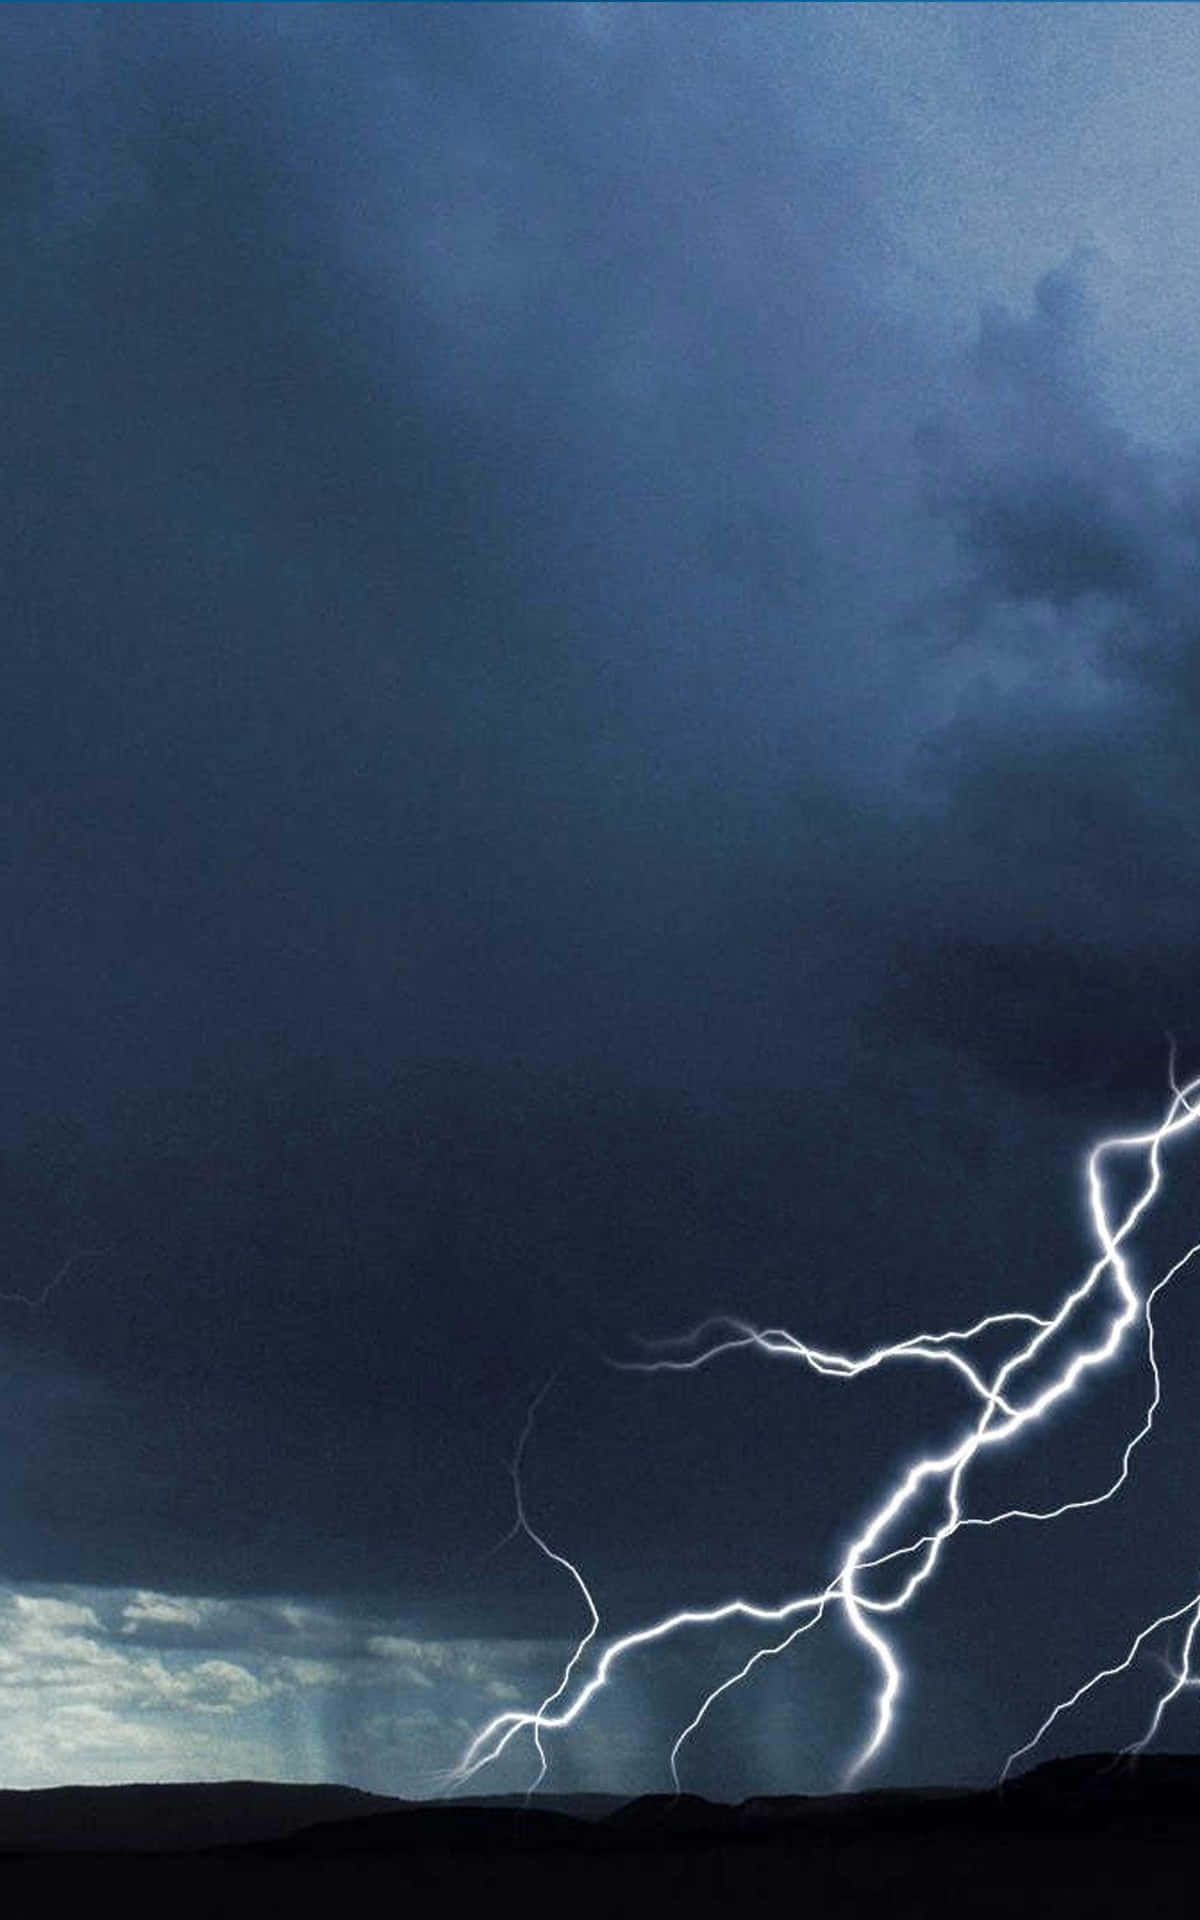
[
  {"x1": 0, "y1": 1584, "x2": 565, "y2": 1795},
  {"x1": 121, "y1": 1591, "x2": 213, "y2": 1636}
]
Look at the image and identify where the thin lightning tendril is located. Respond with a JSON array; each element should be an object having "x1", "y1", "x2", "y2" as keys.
[
  {"x1": 499, "y1": 1376, "x2": 600, "y2": 1797},
  {"x1": 0, "y1": 1248, "x2": 105, "y2": 1312},
  {"x1": 453, "y1": 1067, "x2": 1200, "y2": 1796}
]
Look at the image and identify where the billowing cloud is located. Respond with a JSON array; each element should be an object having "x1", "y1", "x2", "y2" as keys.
[{"x1": 874, "y1": 264, "x2": 1200, "y2": 1093}]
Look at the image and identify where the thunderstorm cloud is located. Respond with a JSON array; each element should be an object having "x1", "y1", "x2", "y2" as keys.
[{"x1": 4, "y1": 2, "x2": 1200, "y2": 1794}]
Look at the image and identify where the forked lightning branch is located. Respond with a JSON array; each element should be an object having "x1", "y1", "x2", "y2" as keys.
[{"x1": 452, "y1": 1062, "x2": 1200, "y2": 1793}]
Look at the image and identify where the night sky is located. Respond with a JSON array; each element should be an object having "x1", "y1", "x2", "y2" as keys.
[{"x1": 5, "y1": 1, "x2": 1200, "y2": 1799}]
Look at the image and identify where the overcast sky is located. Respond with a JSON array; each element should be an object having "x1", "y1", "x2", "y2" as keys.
[{"x1": 6, "y1": 1, "x2": 1200, "y2": 1799}]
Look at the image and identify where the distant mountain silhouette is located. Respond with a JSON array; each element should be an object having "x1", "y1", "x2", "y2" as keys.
[
  {"x1": 0, "y1": 1780, "x2": 404, "y2": 1852},
  {"x1": 1007, "y1": 1749, "x2": 1200, "y2": 1801},
  {"x1": 0, "y1": 1762, "x2": 1197, "y2": 1916}
]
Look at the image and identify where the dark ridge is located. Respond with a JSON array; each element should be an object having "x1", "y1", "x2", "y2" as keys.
[
  {"x1": 0, "y1": 1760, "x2": 1199, "y2": 1920},
  {"x1": 455, "y1": 1790, "x2": 631, "y2": 1821},
  {"x1": 244, "y1": 1754, "x2": 1200, "y2": 1861},
  {"x1": 4, "y1": 1760, "x2": 1200, "y2": 1861},
  {"x1": 603, "y1": 1792, "x2": 749, "y2": 1836},
  {"x1": 2, "y1": 1766, "x2": 1198, "y2": 1858},
  {"x1": 259, "y1": 1801, "x2": 594, "y2": 1858},
  {"x1": 1004, "y1": 1750, "x2": 1200, "y2": 1810},
  {"x1": 0, "y1": 1781, "x2": 406, "y2": 1853}
]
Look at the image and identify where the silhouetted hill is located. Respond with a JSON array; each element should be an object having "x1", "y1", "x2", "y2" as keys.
[
  {"x1": 1006, "y1": 1749, "x2": 1200, "y2": 1807},
  {"x1": 0, "y1": 1780, "x2": 404, "y2": 1852},
  {"x1": 263, "y1": 1800, "x2": 593, "y2": 1857},
  {"x1": 459, "y1": 1790, "x2": 629, "y2": 1821},
  {"x1": 0, "y1": 1762, "x2": 1198, "y2": 1915}
]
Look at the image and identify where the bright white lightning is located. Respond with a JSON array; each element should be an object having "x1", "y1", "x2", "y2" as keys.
[{"x1": 454, "y1": 1070, "x2": 1200, "y2": 1795}]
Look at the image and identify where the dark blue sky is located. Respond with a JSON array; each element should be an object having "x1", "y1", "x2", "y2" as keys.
[{"x1": 4, "y1": 1, "x2": 1200, "y2": 1798}]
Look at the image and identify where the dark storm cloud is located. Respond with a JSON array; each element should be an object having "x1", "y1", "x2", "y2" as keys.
[
  {"x1": 0, "y1": 1051, "x2": 1075, "y2": 1611},
  {"x1": 0, "y1": 10, "x2": 1173, "y2": 1493},
  {"x1": 0, "y1": 2, "x2": 936, "y2": 1125},
  {"x1": 0, "y1": 2, "x2": 954, "y2": 1614},
  {"x1": 875, "y1": 261, "x2": 1200, "y2": 1099},
  {"x1": 921, "y1": 266, "x2": 1157, "y2": 609},
  {"x1": 6, "y1": 4, "x2": 1200, "y2": 1797}
]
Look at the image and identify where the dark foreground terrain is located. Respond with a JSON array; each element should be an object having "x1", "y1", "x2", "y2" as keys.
[{"x1": 1, "y1": 1757, "x2": 1199, "y2": 1915}]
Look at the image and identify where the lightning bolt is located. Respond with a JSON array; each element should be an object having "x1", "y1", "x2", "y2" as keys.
[
  {"x1": 453, "y1": 1065, "x2": 1200, "y2": 1796},
  {"x1": 479, "y1": 1376, "x2": 600, "y2": 1798},
  {"x1": 0, "y1": 1248, "x2": 105, "y2": 1312}
]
